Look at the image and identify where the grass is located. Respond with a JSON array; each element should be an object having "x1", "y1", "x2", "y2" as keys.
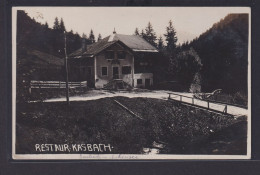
[{"x1": 16, "y1": 97, "x2": 247, "y2": 155}]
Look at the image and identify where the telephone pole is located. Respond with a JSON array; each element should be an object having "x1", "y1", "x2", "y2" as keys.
[{"x1": 64, "y1": 31, "x2": 70, "y2": 105}]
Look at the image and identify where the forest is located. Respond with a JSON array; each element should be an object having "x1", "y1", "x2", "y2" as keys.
[
  {"x1": 135, "y1": 14, "x2": 248, "y2": 96},
  {"x1": 17, "y1": 10, "x2": 248, "y2": 98}
]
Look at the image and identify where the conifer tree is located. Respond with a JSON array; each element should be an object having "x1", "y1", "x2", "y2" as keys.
[
  {"x1": 134, "y1": 28, "x2": 140, "y2": 35},
  {"x1": 141, "y1": 29, "x2": 145, "y2": 38},
  {"x1": 82, "y1": 33, "x2": 87, "y2": 39},
  {"x1": 164, "y1": 20, "x2": 178, "y2": 53},
  {"x1": 158, "y1": 35, "x2": 164, "y2": 51},
  {"x1": 144, "y1": 22, "x2": 157, "y2": 47},
  {"x1": 53, "y1": 17, "x2": 59, "y2": 30},
  {"x1": 97, "y1": 33, "x2": 102, "y2": 41},
  {"x1": 89, "y1": 29, "x2": 95, "y2": 43},
  {"x1": 60, "y1": 18, "x2": 66, "y2": 32},
  {"x1": 44, "y1": 21, "x2": 49, "y2": 29}
]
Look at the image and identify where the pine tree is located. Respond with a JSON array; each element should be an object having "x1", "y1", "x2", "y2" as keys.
[
  {"x1": 141, "y1": 29, "x2": 145, "y2": 38},
  {"x1": 164, "y1": 20, "x2": 178, "y2": 53},
  {"x1": 144, "y1": 22, "x2": 157, "y2": 47},
  {"x1": 60, "y1": 18, "x2": 66, "y2": 32},
  {"x1": 158, "y1": 35, "x2": 164, "y2": 51},
  {"x1": 82, "y1": 33, "x2": 87, "y2": 39},
  {"x1": 44, "y1": 21, "x2": 49, "y2": 29},
  {"x1": 97, "y1": 33, "x2": 102, "y2": 41},
  {"x1": 134, "y1": 28, "x2": 140, "y2": 35},
  {"x1": 53, "y1": 17, "x2": 59, "y2": 30},
  {"x1": 89, "y1": 29, "x2": 95, "y2": 43}
]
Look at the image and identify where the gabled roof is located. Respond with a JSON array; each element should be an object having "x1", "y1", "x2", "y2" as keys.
[
  {"x1": 109, "y1": 34, "x2": 158, "y2": 52},
  {"x1": 69, "y1": 34, "x2": 158, "y2": 58},
  {"x1": 26, "y1": 49, "x2": 64, "y2": 67}
]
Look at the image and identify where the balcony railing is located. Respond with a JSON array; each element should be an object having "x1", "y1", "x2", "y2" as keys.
[{"x1": 113, "y1": 74, "x2": 120, "y2": 79}]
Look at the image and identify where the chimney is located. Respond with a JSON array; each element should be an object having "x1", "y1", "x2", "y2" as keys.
[
  {"x1": 82, "y1": 38, "x2": 86, "y2": 53},
  {"x1": 113, "y1": 27, "x2": 116, "y2": 34}
]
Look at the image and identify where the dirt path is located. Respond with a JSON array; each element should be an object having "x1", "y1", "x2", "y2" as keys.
[
  {"x1": 42, "y1": 90, "x2": 248, "y2": 116},
  {"x1": 43, "y1": 90, "x2": 171, "y2": 102}
]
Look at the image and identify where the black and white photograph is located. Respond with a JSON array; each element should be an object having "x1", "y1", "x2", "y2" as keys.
[{"x1": 12, "y1": 7, "x2": 251, "y2": 159}]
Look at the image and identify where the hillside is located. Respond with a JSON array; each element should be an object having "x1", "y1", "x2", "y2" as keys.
[
  {"x1": 189, "y1": 14, "x2": 249, "y2": 94},
  {"x1": 16, "y1": 10, "x2": 86, "y2": 102},
  {"x1": 17, "y1": 10, "x2": 83, "y2": 57}
]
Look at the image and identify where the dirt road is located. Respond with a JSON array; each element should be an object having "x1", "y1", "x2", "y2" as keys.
[{"x1": 42, "y1": 90, "x2": 249, "y2": 116}]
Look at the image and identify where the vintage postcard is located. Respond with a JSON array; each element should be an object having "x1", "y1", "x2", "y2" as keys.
[{"x1": 12, "y1": 7, "x2": 251, "y2": 159}]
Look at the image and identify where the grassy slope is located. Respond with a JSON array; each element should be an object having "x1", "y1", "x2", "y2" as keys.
[{"x1": 16, "y1": 97, "x2": 247, "y2": 154}]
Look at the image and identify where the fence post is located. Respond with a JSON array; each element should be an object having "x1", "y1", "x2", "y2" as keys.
[
  {"x1": 207, "y1": 101, "x2": 209, "y2": 109},
  {"x1": 59, "y1": 81, "x2": 61, "y2": 89},
  {"x1": 224, "y1": 105, "x2": 227, "y2": 114},
  {"x1": 168, "y1": 93, "x2": 171, "y2": 99},
  {"x1": 29, "y1": 81, "x2": 31, "y2": 94}
]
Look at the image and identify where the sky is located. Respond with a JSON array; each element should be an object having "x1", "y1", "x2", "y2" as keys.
[{"x1": 17, "y1": 7, "x2": 250, "y2": 44}]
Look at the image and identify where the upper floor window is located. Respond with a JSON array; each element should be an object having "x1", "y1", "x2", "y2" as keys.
[
  {"x1": 122, "y1": 66, "x2": 131, "y2": 74},
  {"x1": 117, "y1": 51, "x2": 126, "y2": 59},
  {"x1": 105, "y1": 51, "x2": 114, "y2": 60}
]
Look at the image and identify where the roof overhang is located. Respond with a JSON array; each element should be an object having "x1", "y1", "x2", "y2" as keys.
[
  {"x1": 132, "y1": 49, "x2": 159, "y2": 52},
  {"x1": 69, "y1": 55, "x2": 94, "y2": 59}
]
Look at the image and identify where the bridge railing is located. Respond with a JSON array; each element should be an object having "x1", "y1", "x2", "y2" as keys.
[{"x1": 167, "y1": 92, "x2": 228, "y2": 114}]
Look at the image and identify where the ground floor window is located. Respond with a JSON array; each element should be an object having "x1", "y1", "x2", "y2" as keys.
[
  {"x1": 122, "y1": 66, "x2": 131, "y2": 74},
  {"x1": 102, "y1": 67, "x2": 108, "y2": 76},
  {"x1": 137, "y1": 79, "x2": 142, "y2": 85}
]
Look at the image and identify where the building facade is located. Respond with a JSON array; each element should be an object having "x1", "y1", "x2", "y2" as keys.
[{"x1": 69, "y1": 32, "x2": 159, "y2": 89}]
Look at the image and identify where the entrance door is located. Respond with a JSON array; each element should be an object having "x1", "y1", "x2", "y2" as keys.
[
  {"x1": 113, "y1": 67, "x2": 119, "y2": 79},
  {"x1": 86, "y1": 67, "x2": 94, "y2": 87},
  {"x1": 145, "y1": 79, "x2": 151, "y2": 88}
]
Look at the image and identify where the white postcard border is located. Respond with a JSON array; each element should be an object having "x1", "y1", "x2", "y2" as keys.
[{"x1": 12, "y1": 7, "x2": 251, "y2": 160}]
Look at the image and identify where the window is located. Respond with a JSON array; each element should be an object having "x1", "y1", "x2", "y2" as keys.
[
  {"x1": 137, "y1": 79, "x2": 142, "y2": 85},
  {"x1": 117, "y1": 51, "x2": 126, "y2": 59},
  {"x1": 101, "y1": 67, "x2": 107, "y2": 76},
  {"x1": 105, "y1": 51, "x2": 114, "y2": 60},
  {"x1": 122, "y1": 66, "x2": 131, "y2": 74}
]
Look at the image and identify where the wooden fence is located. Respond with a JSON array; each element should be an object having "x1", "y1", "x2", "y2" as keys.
[
  {"x1": 29, "y1": 80, "x2": 87, "y2": 93},
  {"x1": 168, "y1": 92, "x2": 228, "y2": 115}
]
